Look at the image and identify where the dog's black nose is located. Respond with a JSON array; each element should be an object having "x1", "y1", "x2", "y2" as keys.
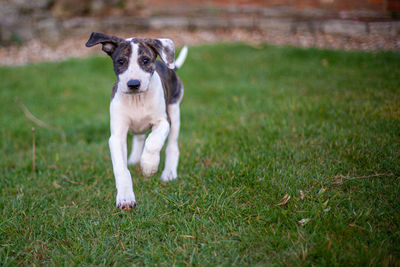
[{"x1": 127, "y1": 79, "x2": 141, "y2": 90}]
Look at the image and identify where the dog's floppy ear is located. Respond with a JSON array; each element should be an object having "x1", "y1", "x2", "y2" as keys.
[
  {"x1": 85, "y1": 32, "x2": 123, "y2": 57},
  {"x1": 144, "y1": 38, "x2": 175, "y2": 69}
]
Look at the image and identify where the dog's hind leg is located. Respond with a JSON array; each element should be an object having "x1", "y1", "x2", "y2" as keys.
[
  {"x1": 128, "y1": 134, "x2": 146, "y2": 166},
  {"x1": 161, "y1": 103, "x2": 180, "y2": 182}
]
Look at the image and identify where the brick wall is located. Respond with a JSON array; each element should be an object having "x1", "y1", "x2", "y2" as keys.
[
  {"x1": 147, "y1": 0, "x2": 399, "y2": 13},
  {"x1": 387, "y1": 0, "x2": 400, "y2": 12}
]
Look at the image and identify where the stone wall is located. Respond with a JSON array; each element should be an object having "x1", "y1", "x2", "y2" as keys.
[
  {"x1": 0, "y1": 0, "x2": 398, "y2": 45},
  {"x1": 0, "y1": 0, "x2": 144, "y2": 44}
]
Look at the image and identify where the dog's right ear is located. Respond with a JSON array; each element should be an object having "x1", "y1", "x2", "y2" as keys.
[{"x1": 85, "y1": 32, "x2": 123, "y2": 57}]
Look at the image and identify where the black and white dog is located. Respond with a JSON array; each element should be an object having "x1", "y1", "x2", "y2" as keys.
[{"x1": 86, "y1": 32, "x2": 188, "y2": 210}]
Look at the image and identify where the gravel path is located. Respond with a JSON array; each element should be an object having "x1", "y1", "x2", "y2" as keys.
[{"x1": 0, "y1": 28, "x2": 399, "y2": 66}]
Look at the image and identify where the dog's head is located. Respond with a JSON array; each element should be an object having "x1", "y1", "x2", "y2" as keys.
[{"x1": 86, "y1": 32, "x2": 175, "y2": 95}]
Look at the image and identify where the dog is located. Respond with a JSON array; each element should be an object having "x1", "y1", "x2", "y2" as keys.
[{"x1": 85, "y1": 32, "x2": 188, "y2": 210}]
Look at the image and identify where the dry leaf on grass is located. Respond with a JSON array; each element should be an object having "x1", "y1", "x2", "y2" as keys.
[
  {"x1": 332, "y1": 173, "x2": 394, "y2": 185},
  {"x1": 318, "y1": 187, "x2": 327, "y2": 195},
  {"x1": 277, "y1": 193, "x2": 291, "y2": 206},
  {"x1": 181, "y1": 235, "x2": 196, "y2": 239},
  {"x1": 299, "y1": 190, "x2": 305, "y2": 200},
  {"x1": 53, "y1": 180, "x2": 61, "y2": 189},
  {"x1": 334, "y1": 178, "x2": 344, "y2": 185},
  {"x1": 61, "y1": 175, "x2": 83, "y2": 185},
  {"x1": 298, "y1": 218, "x2": 311, "y2": 226}
]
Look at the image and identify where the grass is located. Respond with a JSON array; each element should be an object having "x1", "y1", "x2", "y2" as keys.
[{"x1": 0, "y1": 43, "x2": 399, "y2": 265}]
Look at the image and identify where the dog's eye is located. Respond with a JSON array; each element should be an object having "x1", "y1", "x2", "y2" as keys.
[
  {"x1": 142, "y1": 57, "x2": 150, "y2": 65},
  {"x1": 117, "y1": 58, "x2": 125, "y2": 66}
]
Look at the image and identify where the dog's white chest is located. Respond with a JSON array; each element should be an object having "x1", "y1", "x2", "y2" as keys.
[
  {"x1": 110, "y1": 90, "x2": 167, "y2": 135},
  {"x1": 128, "y1": 106, "x2": 152, "y2": 134}
]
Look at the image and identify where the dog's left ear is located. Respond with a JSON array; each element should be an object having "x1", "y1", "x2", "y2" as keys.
[
  {"x1": 85, "y1": 32, "x2": 123, "y2": 57},
  {"x1": 144, "y1": 38, "x2": 175, "y2": 69}
]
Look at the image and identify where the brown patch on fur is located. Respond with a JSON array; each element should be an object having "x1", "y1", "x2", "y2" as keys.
[
  {"x1": 112, "y1": 42, "x2": 131, "y2": 75},
  {"x1": 111, "y1": 79, "x2": 118, "y2": 99},
  {"x1": 86, "y1": 32, "x2": 132, "y2": 76},
  {"x1": 134, "y1": 38, "x2": 174, "y2": 67},
  {"x1": 85, "y1": 32, "x2": 125, "y2": 56},
  {"x1": 156, "y1": 61, "x2": 182, "y2": 105},
  {"x1": 131, "y1": 38, "x2": 181, "y2": 105},
  {"x1": 136, "y1": 42, "x2": 157, "y2": 74}
]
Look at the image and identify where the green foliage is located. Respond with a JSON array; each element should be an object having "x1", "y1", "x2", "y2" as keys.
[
  {"x1": 0, "y1": 44, "x2": 399, "y2": 265},
  {"x1": 9, "y1": 33, "x2": 24, "y2": 47}
]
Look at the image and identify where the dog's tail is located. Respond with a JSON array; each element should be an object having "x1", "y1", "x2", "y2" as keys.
[{"x1": 175, "y1": 46, "x2": 188, "y2": 70}]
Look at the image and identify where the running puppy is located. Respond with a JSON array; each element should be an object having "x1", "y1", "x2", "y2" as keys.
[{"x1": 86, "y1": 32, "x2": 188, "y2": 210}]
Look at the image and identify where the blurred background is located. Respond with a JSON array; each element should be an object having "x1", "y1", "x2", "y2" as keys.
[{"x1": 0, "y1": 0, "x2": 399, "y2": 64}]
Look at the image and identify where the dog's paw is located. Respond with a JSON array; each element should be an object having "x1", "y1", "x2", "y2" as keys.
[
  {"x1": 116, "y1": 190, "x2": 136, "y2": 210},
  {"x1": 140, "y1": 152, "x2": 160, "y2": 177},
  {"x1": 128, "y1": 156, "x2": 140, "y2": 166},
  {"x1": 140, "y1": 161, "x2": 158, "y2": 177},
  {"x1": 161, "y1": 169, "x2": 177, "y2": 182}
]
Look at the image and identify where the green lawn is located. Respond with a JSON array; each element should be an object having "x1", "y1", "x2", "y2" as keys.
[{"x1": 0, "y1": 43, "x2": 399, "y2": 265}]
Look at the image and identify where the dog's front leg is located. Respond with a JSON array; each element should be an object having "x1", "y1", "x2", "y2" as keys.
[
  {"x1": 109, "y1": 120, "x2": 136, "y2": 210},
  {"x1": 140, "y1": 119, "x2": 170, "y2": 177}
]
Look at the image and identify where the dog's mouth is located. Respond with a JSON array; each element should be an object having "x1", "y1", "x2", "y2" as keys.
[
  {"x1": 124, "y1": 91, "x2": 142, "y2": 95},
  {"x1": 123, "y1": 83, "x2": 149, "y2": 95}
]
